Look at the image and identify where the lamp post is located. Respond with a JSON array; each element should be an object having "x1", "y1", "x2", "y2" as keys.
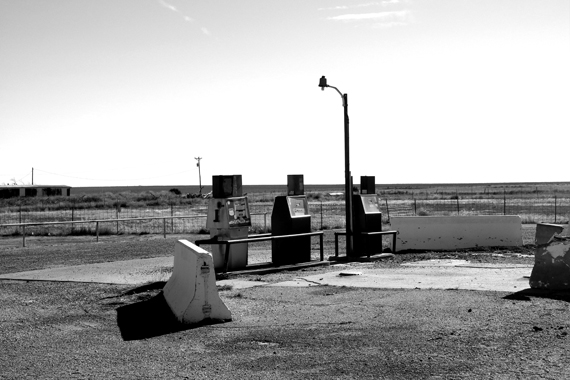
[
  {"x1": 195, "y1": 157, "x2": 202, "y2": 196},
  {"x1": 318, "y1": 76, "x2": 353, "y2": 257}
]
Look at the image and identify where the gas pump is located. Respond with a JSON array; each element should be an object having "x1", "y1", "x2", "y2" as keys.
[
  {"x1": 206, "y1": 175, "x2": 250, "y2": 271},
  {"x1": 271, "y1": 175, "x2": 312, "y2": 265},
  {"x1": 352, "y1": 176, "x2": 383, "y2": 256}
]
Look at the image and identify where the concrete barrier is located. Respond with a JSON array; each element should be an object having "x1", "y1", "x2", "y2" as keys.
[
  {"x1": 529, "y1": 223, "x2": 570, "y2": 290},
  {"x1": 163, "y1": 240, "x2": 231, "y2": 324},
  {"x1": 391, "y1": 216, "x2": 522, "y2": 251}
]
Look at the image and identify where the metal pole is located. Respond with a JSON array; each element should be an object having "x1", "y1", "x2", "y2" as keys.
[
  {"x1": 319, "y1": 76, "x2": 353, "y2": 257},
  {"x1": 343, "y1": 93, "x2": 353, "y2": 257},
  {"x1": 195, "y1": 157, "x2": 202, "y2": 196}
]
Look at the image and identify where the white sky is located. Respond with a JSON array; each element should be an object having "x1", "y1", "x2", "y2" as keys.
[{"x1": 1, "y1": 0, "x2": 569, "y2": 187}]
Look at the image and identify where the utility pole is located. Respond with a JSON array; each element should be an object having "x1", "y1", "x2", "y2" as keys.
[{"x1": 195, "y1": 157, "x2": 203, "y2": 196}]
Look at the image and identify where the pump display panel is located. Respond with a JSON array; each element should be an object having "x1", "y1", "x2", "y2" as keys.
[
  {"x1": 359, "y1": 194, "x2": 381, "y2": 214},
  {"x1": 287, "y1": 196, "x2": 309, "y2": 217}
]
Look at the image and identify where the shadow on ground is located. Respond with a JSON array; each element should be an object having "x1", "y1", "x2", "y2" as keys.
[
  {"x1": 116, "y1": 282, "x2": 223, "y2": 341},
  {"x1": 503, "y1": 288, "x2": 570, "y2": 303}
]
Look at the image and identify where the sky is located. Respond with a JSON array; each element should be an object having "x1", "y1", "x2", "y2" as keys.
[{"x1": 1, "y1": 0, "x2": 569, "y2": 188}]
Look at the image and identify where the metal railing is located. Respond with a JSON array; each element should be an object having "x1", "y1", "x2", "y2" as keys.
[
  {"x1": 195, "y1": 231, "x2": 325, "y2": 273},
  {"x1": 0, "y1": 215, "x2": 205, "y2": 247},
  {"x1": 0, "y1": 212, "x2": 270, "y2": 247}
]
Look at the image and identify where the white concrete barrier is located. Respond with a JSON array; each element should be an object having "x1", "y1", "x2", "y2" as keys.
[
  {"x1": 391, "y1": 216, "x2": 522, "y2": 251},
  {"x1": 163, "y1": 240, "x2": 231, "y2": 324},
  {"x1": 529, "y1": 223, "x2": 570, "y2": 290}
]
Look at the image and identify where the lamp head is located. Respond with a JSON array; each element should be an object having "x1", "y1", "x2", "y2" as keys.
[{"x1": 318, "y1": 76, "x2": 327, "y2": 91}]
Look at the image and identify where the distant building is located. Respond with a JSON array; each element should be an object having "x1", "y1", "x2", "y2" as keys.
[{"x1": 0, "y1": 185, "x2": 71, "y2": 199}]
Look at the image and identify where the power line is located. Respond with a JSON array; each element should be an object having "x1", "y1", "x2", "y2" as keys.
[{"x1": 18, "y1": 171, "x2": 32, "y2": 183}]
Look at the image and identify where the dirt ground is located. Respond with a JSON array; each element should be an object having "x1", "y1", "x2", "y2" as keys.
[{"x1": 1, "y1": 227, "x2": 570, "y2": 379}]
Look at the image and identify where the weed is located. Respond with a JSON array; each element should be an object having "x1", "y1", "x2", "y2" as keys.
[
  {"x1": 249, "y1": 225, "x2": 270, "y2": 234},
  {"x1": 217, "y1": 284, "x2": 233, "y2": 291}
]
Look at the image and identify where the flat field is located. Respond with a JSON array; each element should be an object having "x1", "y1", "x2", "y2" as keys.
[
  {"x1": 71, "y1": 181, "x2": 570, "y2": 198},
  {"x1": 1, "y1": 181, "x2": 569, "y2": 239}
]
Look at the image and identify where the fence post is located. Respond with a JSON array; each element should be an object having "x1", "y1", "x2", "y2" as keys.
[
  {"x1": 163, "y1": 218, "x2": 167, "y2": 238},
  {"x1": 96, "y1": 221, "x2": 99, "y2": 242},
  {"x1": 503, "y1": 190, "x2": 506, "y2": 215},
  {"x1": 456, "y1": 197, "x2": 460, "y2": 215},
  {"x1": 171, "y1": 203, "x2": 174, "y2": 233},
  {"x1": 264, "y1": 212, "x2": 268, "y2": 232},
  {"x1": 320, "y1": 201, "x2": 323, "y2": 230},
  {"x1": 19, "y1": 203, "x2": 22, "y2": 235},
  {"x1": 116, "y1": 205, "x2": 119, "y2": 235},
  {"x1": 414, "y1": 199, "x2": 417, "y2": 215},
  {"x1": 22, "y1": 225, "x2": 26, "y2": 248},
  {"x1": 319, "y1": 233, "x2": 324, "y2": 261},
  {"x1": 554, "y1": 195, "x2": 557, "y2": 223},
  {"x1": 385, "y1": 199, "x2": 390, "y2": 222}
]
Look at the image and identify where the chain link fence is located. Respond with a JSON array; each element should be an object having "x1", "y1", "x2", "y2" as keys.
[{"x1": 383, "y1": 197, "x2": 570, "y2": 224}]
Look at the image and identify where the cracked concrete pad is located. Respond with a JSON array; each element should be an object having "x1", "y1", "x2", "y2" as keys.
[
  {"x1": 217, "y1": 279, "x2": 269, "y2": 289},
  {"x1": 0, "y1": 257, "x2": 174, "y2": 285},
  {"x1": 402, "y1": 259, "x2": 470, "y2": 267},
  {"x1": 271, "y1": 260, "x2": 533, "y2": 292}
]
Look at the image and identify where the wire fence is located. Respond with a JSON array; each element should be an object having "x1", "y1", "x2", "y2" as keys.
[
  {"x1": 383, "y1": 197, "x2": 570, "y2": 224},
  {"x1": 1, "y1": 197, "x2": 568, "y2": 237}
]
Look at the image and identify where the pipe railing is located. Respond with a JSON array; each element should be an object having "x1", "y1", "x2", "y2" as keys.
[
  {"x1": 195, "y1": 231, "x2": 325, "y2": 273},
  {"x1": 0, "y1": 213, "x2": 270, "y2": 247}
]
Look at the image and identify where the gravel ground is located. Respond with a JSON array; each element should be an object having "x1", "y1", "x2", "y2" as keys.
[{"x1": 2, "y1": 225, "x2": 570, "y2": 379}]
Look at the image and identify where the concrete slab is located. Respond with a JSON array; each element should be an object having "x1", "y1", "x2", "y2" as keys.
[
  {"x1": 269, "y1": 260, "x2": 534, "y2": 292},
  {"x1": 0, "y1": 258, "x2": 534, "y2": 293},
  {"x1": 217, "y1": 279, "x2": 269, "y2": 289},
  {"x1": 0, "y1": 257, "x2": 174, "y2": 285}
]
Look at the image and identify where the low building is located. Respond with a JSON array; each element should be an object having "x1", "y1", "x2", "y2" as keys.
[{"x1": 0, "y1": 185, "x2": 71, "y2": 199}]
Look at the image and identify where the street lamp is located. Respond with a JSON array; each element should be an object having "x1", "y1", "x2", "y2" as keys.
[
  {"x1": 318, "y1": 76, "x2": 353, "y2": 257},
  {"x1": 195, "y1": 157, "x2": 203, "y2": 196}
]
